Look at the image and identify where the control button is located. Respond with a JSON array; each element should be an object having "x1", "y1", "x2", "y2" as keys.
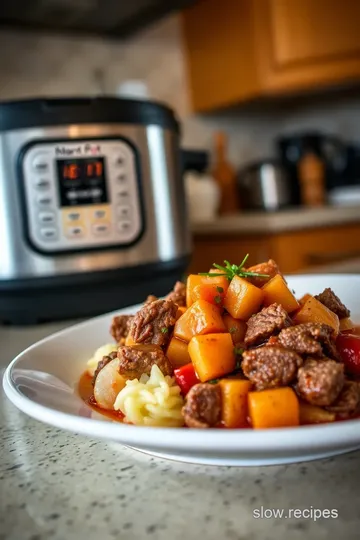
[
  {"x1": 66, "y1": 226, "x2": 84, "y2": 238},
  {"x1": 91, "y1": 188, "x2": 102, "y2": 198},
  {"x1": 37, "y1": 195, "x2": 53, "y2": 206},
  {"x1": 92, "y1": 223, "x2": 110, "y2": 236},
  {"x1": 40, "y1": 228, "x2": 57, "y2": 240},
  {"x1": 94, "y1": 209, "x2": 106, "y2": 219},
  {"x1": 39, "y1": 211, "x2": 55, "y2": 224},
  {"x1": 114, "y1": 155, "x2": 125, "y2": 166},
  {"x1": 66, "y1": 211, "x2": 81, "y2": 221},
  {"x1": 117, "y1": 190, "x2": 129, "y2": 200},
  {"x1": 34, "y1": 179, "x2": 50, "y2": 189},
  {"x1": 117, "y1": 205, "x2": 131, "y2": 219},
  {"x1": 117, "y1": 221, "x2": 131, "y2": 233},
  {"x1": 32, "y1": 154, "x2": 49, "y2": 172},
  {"x1": 117, "y1": 174, "x2": 127, "y2": 183}
]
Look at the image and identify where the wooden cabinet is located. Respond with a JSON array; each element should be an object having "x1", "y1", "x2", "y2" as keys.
[
  {"x1": 189, "y1": 224, "x2": 360, "y2": 274},
  {"x1": 182, "y1": 0, "x2": 360, "y2": 112}
]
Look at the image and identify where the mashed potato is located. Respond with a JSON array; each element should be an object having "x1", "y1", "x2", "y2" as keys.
[
  {"x1": 87, "y1": 343, "x2": 118, "y2": 376},
  {"x1": 114, "y1": 365, "x2": 184, "y2": 427}
]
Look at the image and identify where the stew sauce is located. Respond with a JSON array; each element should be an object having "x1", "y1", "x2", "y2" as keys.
[{"x1": 78, "y1": 372, "x2": 124, "y2": 422}]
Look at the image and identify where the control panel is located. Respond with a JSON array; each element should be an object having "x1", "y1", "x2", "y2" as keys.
[{"x1": 20, "y1": 139, "x2": 143, "y2": 252}]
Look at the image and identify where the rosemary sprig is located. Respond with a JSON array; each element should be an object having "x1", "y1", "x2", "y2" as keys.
[{"x1": 199, "y1": 254, "x2": 269, "y2": 281}]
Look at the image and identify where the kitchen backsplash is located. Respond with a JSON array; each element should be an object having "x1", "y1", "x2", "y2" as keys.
[{"x1": 1, "y1": 14, "x2": 360, "y2": 167}]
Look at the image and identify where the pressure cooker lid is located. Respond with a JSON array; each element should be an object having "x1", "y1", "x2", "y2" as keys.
[{"x1": 0, "y1": 96, "x2": 179, "y2": 132}]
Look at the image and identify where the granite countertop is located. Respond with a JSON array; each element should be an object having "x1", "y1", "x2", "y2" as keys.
[
  {"x1": 191, "y1": 205, "x2": 360, "y2": 235},
  {"x1": 1, "y1": 323, "x2": 360, "y2": 540}
]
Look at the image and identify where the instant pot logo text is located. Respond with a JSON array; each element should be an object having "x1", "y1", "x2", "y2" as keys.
[{"x1": 55, "y1": 143, "x2": 101, "y2": 156}]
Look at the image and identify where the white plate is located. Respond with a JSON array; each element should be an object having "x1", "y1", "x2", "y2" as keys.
[{"x1": 3, "y1": 275, "x2": 360, "y2": 466}]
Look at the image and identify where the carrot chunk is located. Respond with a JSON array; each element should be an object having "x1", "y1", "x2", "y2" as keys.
[
  {"x1": 299, "y1": 402, "x2": 335, "y2": 425},
  {"x1": 176, "y1": 306, "x2": 187, "y2": 320},
  {"x1": 293, "y1": 295, "x2": 340, "y2": 335},
  {"x1": 262, "y1": 274, "x2": 299, "y2": 313},
  {"x1": 188, "y1": 333, "x2": 235, "y2": 382},
  {"x1": 192, "y1": 282, "x2": 226, "y2": 308},
  {"x1": 222, "y1": 313, "x2": 246, "y2": 344},
  {"x1": 248, "y1": 387, "x2": 299, "y2": 428},
  {"x1": 186, "y1": 274, "x2": 229, "y2": 307},
  {"x1": 166, "y1": 337, "x2": 191, "y2": 368},
  {"x1": 339, "y1": 317, "x2": 355, "y2": 332},
  {"x1": 174, "y1": 300, "x2": 226, "y2": 343},
  {"x1": 220, "y1": 379, "x2": 251, "y2": 428},
  {"x1": 186, "y1": 275, "x2": 204, "y2": 308},
  {"x1": 224, "y1": 276, "x2": 264, "y2": 320}
]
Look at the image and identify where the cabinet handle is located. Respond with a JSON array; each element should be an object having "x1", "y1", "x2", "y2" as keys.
[{"x1": 306, "y1": 251, "x2": 360, "y2": 266}]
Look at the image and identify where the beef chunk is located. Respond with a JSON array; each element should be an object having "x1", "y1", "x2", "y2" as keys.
[
  {"x1": 145, "y1": 294, "x2": 158, "y2": 304},
  {"x1": 110, "y1": 315, "x2": 133, "y2": 343},
  {"x1": 297, "y1": 358, "x2": 344, "y2": 406},
  {"x1": 130, "y1": 299, "x2": 177, "y2": 347},
  {"x1": 92, "y1": 351, "x2": 118, "y2": 386},
  {"x1": 278, "y1": 323, "x2": 340, "y2": 360},
  {"x1": 242, "y1": 346, "x2": 303, "y2": 390},
  {"x1": 117, "y1": 344, "x2": 173, "y2": 379},
  {"x1": 182, "y1": 383, "x2": 222, "y2": 428},
  {"x1": 315, "y1": 287, "x2": 350, "y2": 319},
  {"x1": 326, "y1": 381, "x2": 360, "y2": 416},
  {"x1": 166, "y1": 281, "x2": 186, "y2": 307},
  {"x1": 245, "y1": 303, "x2": 292, "y2": 346},
  {"x1": 245, "y1": 259, "x2": 280, "y2": 287}
]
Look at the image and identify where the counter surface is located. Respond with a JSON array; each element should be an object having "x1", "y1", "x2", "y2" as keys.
[{"x1": 191, "y1": 205, "x2": 360, "y2": 235}]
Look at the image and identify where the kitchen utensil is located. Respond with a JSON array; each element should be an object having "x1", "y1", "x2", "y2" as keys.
[
  {"x1": 212, "y1": 132, "x2": 239, "y2": 214},
  {"x1": 185, "y1": 171, "x2": 220, "y2": 222},
  {"x1": 277, "y1": 132, "x2": 347, "y2": 203},
  {"x1": 237, "y1": 159, "x2": 293, "y2": 211},
  {"x1": 0, "y1": 97, "x2": 191, "y2": 324}
]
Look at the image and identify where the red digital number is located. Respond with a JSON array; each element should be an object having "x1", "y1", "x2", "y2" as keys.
[
  {"x1": 86, "y1": 161, "x2": 103, "y2": 177},
  {"x1": 63, "y1": 164, "x2": 80, "y2": 180}
]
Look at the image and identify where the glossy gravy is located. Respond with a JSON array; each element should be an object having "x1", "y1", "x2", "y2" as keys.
[{"x1": 78, "y1": 372, "x2": 124, "y2": 422}]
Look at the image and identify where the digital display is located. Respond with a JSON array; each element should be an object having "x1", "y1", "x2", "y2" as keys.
[{"x1": 56, "y1": 157, "x2": 108, "y2": 207}]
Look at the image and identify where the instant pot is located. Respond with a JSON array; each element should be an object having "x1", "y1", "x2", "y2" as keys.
[{"x1": 0, "y1": 97, "x2": 191, "y2": 324}]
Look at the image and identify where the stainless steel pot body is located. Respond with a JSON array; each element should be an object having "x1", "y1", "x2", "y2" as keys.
[{"x1": 0, "y1": 123, "x2": 191, "y2": 281}]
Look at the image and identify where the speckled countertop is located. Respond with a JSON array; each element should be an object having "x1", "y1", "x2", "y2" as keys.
[
  {"x1": 191, "y1": 205, "x2": 360, "y2": 235},
  {"x1": 1, "y1": 323, "x2": 360, "y2": 540}
]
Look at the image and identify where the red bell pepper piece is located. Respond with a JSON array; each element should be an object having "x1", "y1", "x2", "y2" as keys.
[
  {"x1": 174, "y1": 363, "x2": 200, "y2": 395},
  {"x1": 336, "y1": 333, "x2": 360, "y2": 376}
]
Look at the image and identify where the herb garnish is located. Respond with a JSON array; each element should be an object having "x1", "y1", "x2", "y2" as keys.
[
  {"x1": 214, "y1": 295, "x2": 222, "y2": 304},
  {"x1": 161, "y1": 327, "x2": 169, "y2": 334},
  {"x1": 229, "y1": 327, "x2": 237, "y2": 334},
  {"x1": 199, "y1": 254, "x2": 269, "y2": 281},
  {"x1": 234, "y1": 346, "x2": 244, "y2": 356},
  {"x1": 216, "y1": 286, "x2": 224, "y2": 293}
]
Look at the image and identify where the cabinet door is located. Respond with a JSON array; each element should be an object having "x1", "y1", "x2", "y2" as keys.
[
  {"x1": 181, "y1": 0, "x2": 260, "y2": 112},
  {"x1": 182, "y1": 0, "x2": 360, "y2": 111},
  {"x1": 273, "y1": 224, "x2": 360, "y2": 273},
  {"x1": 255, "y1": 0, "x2": 360, "y2": 93}
]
